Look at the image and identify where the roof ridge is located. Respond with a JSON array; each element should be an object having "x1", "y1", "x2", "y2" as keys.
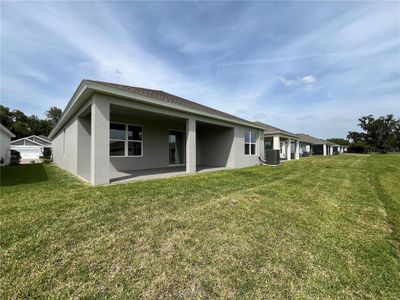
[
  {"x1": 85, "y1": 79, "x2": 164, "y2": 93},
  {"x1": 84, "y1": 79, "x2": 255, "y2": 125}
]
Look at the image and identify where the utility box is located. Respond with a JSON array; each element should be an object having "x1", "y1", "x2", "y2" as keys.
[{"x1": 265, "y1": 149, "x2": 280, "y2": 165}]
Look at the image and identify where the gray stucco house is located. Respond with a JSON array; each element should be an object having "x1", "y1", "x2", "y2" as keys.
[
  {"x1": 49, "y1": 80, "x2": 265, "y2": 185},
  {"x1": 0, "y1": 124, "x2": 15, "y2": 165},
  {"x1": 254, "y1": 121, "x2": 300, "y2": 161},
  {"x1": 296, "y1": 134, "x2": 342, "y2": 156}
]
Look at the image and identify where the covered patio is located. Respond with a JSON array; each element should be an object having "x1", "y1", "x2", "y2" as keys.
[
  {"x1": 76, "y1": 100, "x2": 235, "y2": 185},
  {"x1": 110, "y1": 165, "x2": 228, "y2": 184}
]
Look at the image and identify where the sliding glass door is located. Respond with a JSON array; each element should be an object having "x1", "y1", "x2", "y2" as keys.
[{"x1": 169, "y1": 130, "x2": 185, "y2": 165}]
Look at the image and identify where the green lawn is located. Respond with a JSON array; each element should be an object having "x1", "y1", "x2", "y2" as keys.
[{"x1": 1, "y1": 154, "x2": 399, "y2": 299}]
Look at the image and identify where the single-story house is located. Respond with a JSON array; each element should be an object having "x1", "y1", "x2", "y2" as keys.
[
  {"x1": 10, "y1": 135, "x2": 52, "y2": 161},
  {"x1": 296, "y1": 133, "x2": 332, "y2": 156},
  {"x1": 253, "y1": 121, "x2": 300, "y2": 160},
  {"x1": 332, "y1": 144, "x2": 346, "y2": 154},
  {"x1": 325, "y1": 140, "x2": 341, "y2": 155},
  {"x1": 0, "y1": 124, "x2": 16, "y2": 165},
  {"x1": 48, "y1": 80, "x2": 266, "y2": 185}
]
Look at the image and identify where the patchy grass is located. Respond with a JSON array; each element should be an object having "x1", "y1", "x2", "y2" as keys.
[{"x1": 1, "y1": 154, "x2": 399, "y2": 299}]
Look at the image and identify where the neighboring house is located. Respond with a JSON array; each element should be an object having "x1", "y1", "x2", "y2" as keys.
[
  {"x1": 10, "y1": 135, "x2": 52, "y2": 160},
  {"x1": 296, "y1": 133, "x2": 332, "y2": 156},
  {"x1": 253, "y1": 121, "x2": 300, "y2": 160},
  {"x1": 325, "y1": 140, "x2": 341, "y2": 155},
  {"x1": 48, "y1": 80, "x2": 265, "y2": 185},
  {"x1": 0, "y1": 124, "x2": 16, "y2": 165},
  {"x1": 332, "y1": 144, "x2": 346, "y2": 154}
]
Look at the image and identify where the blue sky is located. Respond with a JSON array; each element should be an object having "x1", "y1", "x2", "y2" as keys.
[{"x1": 1, "y1": 1, "x2": 399, "y2": 138}]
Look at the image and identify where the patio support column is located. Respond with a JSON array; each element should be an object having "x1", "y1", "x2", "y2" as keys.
[
  {"x1": 295, "y1": 140, "x2": 300, "y2": 160},
  {"x1": 90, "y1": 95, "x2": 110, "y2": 186},
  {"x1": 273, "y1": 135, "x2": 280, "y2": 150},
  {"x1": 330, "y1": 146, "x2": 333, "y2": 155},
  {"x1": 287, "y1": 138, "x2": 292, "y2": 160},
  {"x1": 323, "y1": 144, "x2": 327, "y2": 156},
  {"x1": 186, "y1": 118, "x2": 196, "y2": 174}
]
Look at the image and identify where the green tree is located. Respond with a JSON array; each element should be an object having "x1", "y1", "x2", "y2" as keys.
[
  {"x1": 348, "y1": 114, "x2": 400, "y2": 152},
  {"x1": 46, "y1": 107, "x2": 62, "y2": 127},
  {"x1": 347, "y1": 131, "x2": 365, "y2": 144},
  {"x1": 0, "y1": 105, "x2": 13, "y2": 127},
  {"x1": 10, "y1": 110, "x2": 31, "y2": 138},
  {"x1": 327, "y1": 138, "x2": 350, "y2": 146},
  {"x1": 0, "y1": 105, "x2": 60, "y2": 139}
]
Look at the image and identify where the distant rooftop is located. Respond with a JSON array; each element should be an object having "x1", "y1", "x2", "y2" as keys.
[
  {"x1": 253, "y1": 121, "x2": 298, "y2": 138},
  {"x1": 296, "y1": 133, "x2": 327, "y2": 145}
]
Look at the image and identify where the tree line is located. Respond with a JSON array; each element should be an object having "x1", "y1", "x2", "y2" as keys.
[
  {"x1": 0, "y1": 105, "x2": 62, "y2": 139},
  {"x1": 346, "y1": 114, "x2": 400, "y2": 152},
  {"x1": 328, "y1": 114, "x2": 400, "y2": 153}
]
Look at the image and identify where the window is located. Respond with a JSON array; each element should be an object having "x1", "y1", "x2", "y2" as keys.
[
  {"x1": 244, "y1": 130, "x2": 257, "y2": 155},
  {"x1": 110, "y1": 123, "x2": 142, "y2": 157},
  {"x1": 264, "y1": 137, "x2": 273, "y2": 150}
]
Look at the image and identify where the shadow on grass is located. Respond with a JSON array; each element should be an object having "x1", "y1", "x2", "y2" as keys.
[{"x1": 0, "y1": 164, "x2": 49, "y2": 187}]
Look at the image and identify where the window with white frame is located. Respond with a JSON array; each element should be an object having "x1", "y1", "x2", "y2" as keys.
[
  {"x1": 110, "y1": 123, "x2": 143, "y2": 157},
  {"x1": 244, "y1": 129, "x2": 257, "y2": 155}
]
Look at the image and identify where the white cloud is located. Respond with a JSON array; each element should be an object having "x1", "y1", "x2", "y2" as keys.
[
  {"x1": 301, "y1": 75, "x2": 316, "y2": 84},
  {"x1": 279, "y1": 75, "x2": 317, "y2": 86}
]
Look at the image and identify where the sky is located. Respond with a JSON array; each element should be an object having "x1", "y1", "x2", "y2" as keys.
[{"x1": 1, "y1": 1, "x2": 399, "y2": 138}]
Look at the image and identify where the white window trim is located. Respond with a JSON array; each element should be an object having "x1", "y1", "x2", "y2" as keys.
[
  {"x1": 244, "y1": 129, "x2": 257, "y2": 156},
  {"x1": 110, "y1": 122, "x2": 143, "y2": 157}
]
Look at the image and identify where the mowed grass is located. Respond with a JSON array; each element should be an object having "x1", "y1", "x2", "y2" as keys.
[{"x1": 1, "y1": 154, "x2": 399, "y2": 299}]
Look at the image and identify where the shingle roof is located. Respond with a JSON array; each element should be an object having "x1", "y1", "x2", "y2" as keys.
[
  {"x1": 325, "y1": 140, "x2": 339, "y2": 146},
  {"x1": 86, "y1": 80, "x2": 254, "y2": 125},
  {"x1": 253, "y1": 121, "x2": 298, "y2": 138},
  {"x1": 296, "y1": 133, "x2": 327, "y2": 145}
]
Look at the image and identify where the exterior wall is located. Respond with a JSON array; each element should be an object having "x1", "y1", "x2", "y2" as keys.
[
  {"x1": 52, "y1": 117, "x2": 78, "y2": 175},
  {"x1": 0, "y1": 130, "x2": 11, "y2": 165},
  {"x1": 197, "y1": 125, "x2": 235, "y2": 167},
  {"x1": 77, "y1": 115, "x2": 91, "y2": 180},
  {"x1": 109, "y1": 114, "x2": 186, "y2": 172},
  {"x1": 105, "y1": 93, "x2": 263, "y2": 171},
  {"x1": 232, "y1": 127, "x2": 264, "y2": 168}
]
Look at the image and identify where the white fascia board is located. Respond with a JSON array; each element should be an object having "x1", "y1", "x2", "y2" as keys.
[
  {"x1": 11, "y1": 137, "x2": 43, "y2": 146},
  {"x1": 48, "y1": 81, "x2": 89, "y2": 139},
  {"x1": 264, "y1": 132, "x2": 299, "y2": 140},
  {"x1": 0, "y1": 124, "x2": 15, "y2": 138},
  {"x1": 11, "y1": 145, "x2": 43, "y2": 149},
  {"x1": 30, "y1": 135, "x2": 51, "y2": 143}
]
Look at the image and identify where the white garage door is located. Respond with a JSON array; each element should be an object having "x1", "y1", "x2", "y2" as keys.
[{"x1": 16, "y1": 148, "x2": 42, "y2": 159}]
